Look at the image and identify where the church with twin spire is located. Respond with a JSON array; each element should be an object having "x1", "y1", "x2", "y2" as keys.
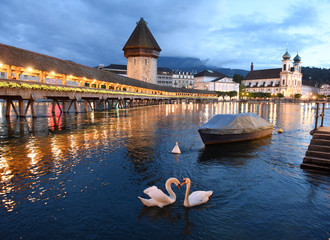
[{"x1": 242, "y1": 50, "x2": 302, "y2": 97}]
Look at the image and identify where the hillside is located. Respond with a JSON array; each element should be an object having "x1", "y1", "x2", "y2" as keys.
[
  {"x1": 301, "y1": 67, "x2": 330, "y2": 86},
  {"x1": 158, "y1": 57, "x2": 329, "y2": 86},
  {"x1": 158, "y1": 56, "x2": 249, "y2": 77}
]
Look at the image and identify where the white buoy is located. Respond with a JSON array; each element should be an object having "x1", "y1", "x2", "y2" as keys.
[{"x1": 171, "y1": 142, "x2": 181, "y2": 154}]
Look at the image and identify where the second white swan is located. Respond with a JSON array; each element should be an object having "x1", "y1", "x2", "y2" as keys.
[
  {"x1": 181, "y1": 177, "x2": 213, "y2": 207},
  {"x1": 138, "y1": 177, "x2": 181, "y2": 208}
]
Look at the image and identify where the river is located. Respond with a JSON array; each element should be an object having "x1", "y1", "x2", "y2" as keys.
[{"x1": 0, "y1": 101, "x2": 329, "y2": 239}]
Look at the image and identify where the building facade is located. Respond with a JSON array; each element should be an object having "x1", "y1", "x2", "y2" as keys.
[
  {"x1": 123, "y1": 18, "x2": 161, "y2": 84},
  {"x1": 194, "y1": 70, "x2": 239, "y2": 94},
  {"x1": 242, "y1": 50, "x2": 303, "y2": 97},
  {"x1": 302, "y1": 84, "x2": 319, "y2": 100},
  {"x1": 172, "y1": 70, "x2": 195, "y2": 89},
  {"x1": 157, "y1": 67, "x2": 173, "y2": 87},
  {"x1": 319, "y1": 83, "x2": 330, "y2": 96}
]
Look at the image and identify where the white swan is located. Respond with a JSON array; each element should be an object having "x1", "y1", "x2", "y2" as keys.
[
  {"x1": 181, "y1": 178, "x2": 213, "y2": 207},
  {"x1": 138, "y1": 178, "x2": 181, "y2": 208}
]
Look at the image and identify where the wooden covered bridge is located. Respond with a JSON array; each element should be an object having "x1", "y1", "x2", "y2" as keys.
[{"x1": 0, "y1": 43, "x2": 218, "y2": 117}]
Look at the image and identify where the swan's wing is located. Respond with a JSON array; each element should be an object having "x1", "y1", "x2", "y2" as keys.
[
  {"x1": 188, "y1": 190, "x2": 213, "y2": 206},
  {"x1": 143, "y1": 186, "x2": 172, "y2": 204},
  {"x1": 143, "y1": 186, "x2": 158, "y2": 195}
]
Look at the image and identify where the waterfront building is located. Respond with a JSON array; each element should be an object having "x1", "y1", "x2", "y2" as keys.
[
  {"x1": 123, "y1": 18, "x2": 161, "y2": 84},
  {"x1": 172, "y1": 70, "x2": 195, "y2": 89},
  {"x1": 319, "y1": 83, "x2": 330, "y2": 96},
  {"x1": 242, "y1": 50, "x2": 303, "y2": 97},
  {"x1": 194, "y1": 70, "x2": 239, "y2": 94},
  {"x1": 301, "y1": 82, "x2": 319, "y2": 100},
  {"x1": 157, "y1": 67, "x2": 173, "y2": 87}
]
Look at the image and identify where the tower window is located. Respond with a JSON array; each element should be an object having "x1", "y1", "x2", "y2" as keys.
[
  {"x1": 282, "y1": 79, "x2": 285, "y2": 85},
  {"x1": 145, "y1": 59, "x2": 147, "y2": 65},
  {"x1": 283, "y1": 64, "x2": 286, "y2": 71}
]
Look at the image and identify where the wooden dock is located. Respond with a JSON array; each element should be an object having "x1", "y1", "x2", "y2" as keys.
[{"x1": 301, "y1": 127, "x2": 330, "y2": 172}]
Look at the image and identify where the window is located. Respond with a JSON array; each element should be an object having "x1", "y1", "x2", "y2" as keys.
[
  {"x1": 284, "y1": 64, "x2": 286, "y2": 71},
  {"x1": 282, "y1": 79, "x2": 285, "y2": 85},
  {"x1": 145, "y1": 59, "x2": 147, "y2": 65}
]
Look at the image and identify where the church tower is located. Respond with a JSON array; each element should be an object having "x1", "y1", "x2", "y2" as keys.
[
  {"x1": 280, "y1": 49, "x2": 292, "y2": 95},
  {"x1": 293, "y1": 52, "x2": 302, "y2": 72},
  {"x1": 123, "y1": 18, "x2": 161, "y2": 84},
  {"x1": 281, "y1": 49, "x2": 291, "y2": 72}
]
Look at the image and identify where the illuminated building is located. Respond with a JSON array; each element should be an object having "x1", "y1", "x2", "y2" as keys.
[
  {"x1": 194, "y1": 70, "x2": 239, "y2": 94},
  {"x1": 242, "y1": 50, "x2": 303, "y2": 97}
]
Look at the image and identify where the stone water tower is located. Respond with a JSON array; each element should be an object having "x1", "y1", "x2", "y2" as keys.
[{"x1": 123, "y1": 18, "x2": 161, "y2": 84}]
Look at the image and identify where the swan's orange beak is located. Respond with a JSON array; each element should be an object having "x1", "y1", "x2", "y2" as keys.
[
  {"x1": 177, "y1": 184, "x2": 180, "y2": 190},
  {"x1": 180, "y1": 180, "x2": 186, "y2": 187}
]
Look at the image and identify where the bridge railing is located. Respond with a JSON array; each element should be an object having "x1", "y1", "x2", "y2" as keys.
[{"x1": 311, "y1": 101, "x2": 326, "y2": 134}]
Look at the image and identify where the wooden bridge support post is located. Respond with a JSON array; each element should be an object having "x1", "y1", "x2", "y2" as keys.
[
  {"x1": 18, "y1": 100, "x2": 24, "y2": 117},
  {"x1": 6, "y1": 100, "x2": 11, "y2": 117},
  {"x1": 6, "y1": 100, "x2": 18, "y2": 117},
  {"x1": 84, "y1": 100, "x2": 88, "y2": 112},
  {"x1": 63, "y1": 100, "x2": 67, "y2": 113},
  {"x1": 24, "y1": 97, "x2": 37, "y2": 118},
  {"x1": 52, "y1": 99, "x2": 62, "y2": 115}
]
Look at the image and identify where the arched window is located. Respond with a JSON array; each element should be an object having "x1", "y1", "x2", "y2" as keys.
[
  {"x1": 283, "y1": 64, "x2": 286, "y2": 71},
  {"x1": 282, "y1": 79, "x2": 285, "y2": 85}
]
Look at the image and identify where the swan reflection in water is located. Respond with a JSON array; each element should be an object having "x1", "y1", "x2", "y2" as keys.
[{"x1": 138, "y1": 206, "x2": 181, "y2": 223}]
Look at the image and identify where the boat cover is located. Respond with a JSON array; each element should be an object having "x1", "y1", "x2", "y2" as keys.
[{"x1": 199, "y1": 113, "x2": 273, "y2": 135}]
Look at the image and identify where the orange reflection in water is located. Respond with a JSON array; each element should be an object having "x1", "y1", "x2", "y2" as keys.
[{"x1": 0, "y1": 102, "x2": 319, "y2": 212}]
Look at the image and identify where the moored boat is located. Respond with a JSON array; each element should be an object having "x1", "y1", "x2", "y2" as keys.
[{"x1": 198, "y1": 113, "x2": 273, "y2": 145}]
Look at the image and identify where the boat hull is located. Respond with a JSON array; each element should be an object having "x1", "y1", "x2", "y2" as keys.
[{"x1": 198, "y1": 128, "x2": 273, "y2": 145}]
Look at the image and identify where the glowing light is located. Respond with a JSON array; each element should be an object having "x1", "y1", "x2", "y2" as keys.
[
  {"x1": 0, "y1": 63, "x2": 3, "y2": 67},
  {"x1": 51, "y1": 71, "x2": 55, "y2": 75},
  {"x1": 27, "y1": 67, "x2": 33, "y2": 72}
]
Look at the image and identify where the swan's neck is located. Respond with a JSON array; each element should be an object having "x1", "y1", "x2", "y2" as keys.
[
  {"x1": 165, "y1": 180, "x2": 176, "y2": 200},
  {"x1": 184, "y1": 181, "x2": 191, "y2": 206}
]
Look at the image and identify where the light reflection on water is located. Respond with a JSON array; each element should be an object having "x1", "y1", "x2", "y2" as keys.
[{"x1": 0, "y1": 101, "x2": 329, "y2": 239}]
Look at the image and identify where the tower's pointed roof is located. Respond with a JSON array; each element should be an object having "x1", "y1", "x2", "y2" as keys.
[{"x1": 123, "y1": 18, "x2": 161, "y2": 51}]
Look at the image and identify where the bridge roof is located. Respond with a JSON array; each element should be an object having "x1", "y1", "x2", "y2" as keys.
[{"x1": 0, "y1": 43, "x2": 213, "y2": 95}]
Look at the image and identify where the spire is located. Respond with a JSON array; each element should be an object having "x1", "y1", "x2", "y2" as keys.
[{"x1": 250, "y1": 62, "x2": 254, "y2": 71}]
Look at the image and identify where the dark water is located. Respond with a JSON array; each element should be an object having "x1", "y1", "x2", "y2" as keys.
[{"x1": 0, "y1": 101, "x2": 329, "y2": 240}]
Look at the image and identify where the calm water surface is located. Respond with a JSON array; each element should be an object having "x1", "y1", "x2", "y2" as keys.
[{"x1": 0, "y1": 101, "x2": 329, "y2": 239}]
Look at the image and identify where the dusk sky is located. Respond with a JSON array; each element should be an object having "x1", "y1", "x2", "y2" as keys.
[{"x1": 0, "y1": 0, "x2": 329, "y2": 71}]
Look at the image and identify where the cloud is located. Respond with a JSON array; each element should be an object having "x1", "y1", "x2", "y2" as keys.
[{"x1": 0, "y1": 0, "x2": 329, "y2": 70}]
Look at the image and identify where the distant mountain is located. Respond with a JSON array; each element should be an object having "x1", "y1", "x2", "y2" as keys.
[{"x1": 158, "y1": 56, "x2": 249, "y2": 77}]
